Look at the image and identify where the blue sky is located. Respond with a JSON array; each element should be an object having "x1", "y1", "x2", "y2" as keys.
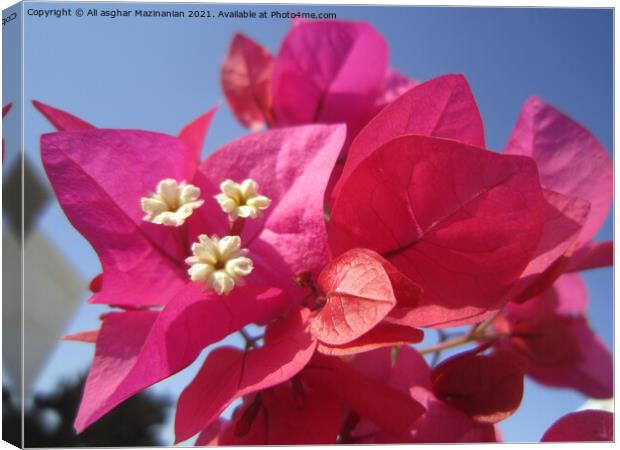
[{"x1": 9, "y1": 3, "x2": 614, "y2": 444}]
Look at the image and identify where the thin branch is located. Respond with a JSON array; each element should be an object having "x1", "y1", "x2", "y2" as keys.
[{"x1": 238, "y1": 328, "x2": 262, "y2": 349}]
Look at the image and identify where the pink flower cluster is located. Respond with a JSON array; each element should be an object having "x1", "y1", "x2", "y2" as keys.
[{"x1": 37, "y1": 19, "x2": 612, "y2": 444}]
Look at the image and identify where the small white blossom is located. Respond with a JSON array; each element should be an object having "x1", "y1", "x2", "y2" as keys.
[
  {"x1": 215, "y1": 178, "x2": 271, "y2": 220},
  {"x1": 141, "y1": 179, "x2": 204, "y2": 226},
  {"x1": 185, "y1": 234, "x2": 253, "y2": 295}
]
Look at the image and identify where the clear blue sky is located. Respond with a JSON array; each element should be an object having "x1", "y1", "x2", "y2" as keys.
[{"x1": 10, "y1": 3, "x2": 613, "y2": 443}]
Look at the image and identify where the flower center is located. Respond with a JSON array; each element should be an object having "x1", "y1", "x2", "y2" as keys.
[
  {"x1": 185, "y1": 234, "x2": 254, "y2": 295},
  {"x1": 215, "y1": 178, "x2": 271, "y2": 220},
  {"x1": 141, "y1": 178, "x2": 204, "y2": 227}
]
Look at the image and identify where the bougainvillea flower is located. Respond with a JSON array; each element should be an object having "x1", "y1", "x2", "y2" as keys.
[
  {"x1": 541, "y1": 410, "x2": 613, "y2": 442},
  {"x1": 39, "y1": 103, "x2": 347, "y2": 435},
  {"x1": 493, "y1": 273, "x2": 613, "y2": 399},
  {"x1": 350, "y1": 347, "x2": 499, "y2": 443},
  {"x1": 34, "y1": 99, "x2": 216, "y2": 294},
  {"x1": 41, "y1": 111, "x2": 345, "y2": 306},
  {"x1": 42, "y1": 129, "x2": 204, "y2": 307},
  {"x1": 329, "y1": 133, "x2": 547, "y2": 328},
  {"x1": 74, "y1": 283, "x2": 289, "y2": 433},
  {"x1": 175, "y1": 246, "x2": 425, "y2": 443},
  {"x1": 221, "y1": 21, "x2": 415, "y2": 139}
]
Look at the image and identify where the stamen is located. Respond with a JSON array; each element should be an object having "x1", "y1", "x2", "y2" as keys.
[
  {"x1": 141, "y1": 179, "x2": 204, "y2": 226},
  {"x1": 185, "y1": 234, "x2": 253, "y2": 295},
  {"x1": 215, "y1": 178, "x2": 271, "y2": 220}
]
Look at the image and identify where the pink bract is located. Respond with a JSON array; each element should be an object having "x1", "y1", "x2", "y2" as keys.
[
  {"x1": 311, "y1": 248, "x2": 398, "y2": 345},
  {"x1": 431, "y1": 348, "x2": 524, "y2": 424},
  {"x1": 174, "y1": 307, "x2": 316, "y2": 443},
  {"x1": 334, "y1": 73, "x2": 485, "y2": 198},
  {"x1": 329, "y1": 134, "x2": 547, "y2": 327},
  {"x1": 220, "y1": 33, "x2": 274, "y2": 131},
  {"x1": 541, "y1": 410, "x2": 613, "y2": 442},
  {"x1": 213, "y1": 382, "x2": 342, "y2": 445},
  {"x1": 505, "y1": 96, "x2": 612, "y2": 248},
  {"x1": 272, "y1": 20, "x2": 387, "y2": 135},
  {"x1": 75, "y1": 284, "x2": 289, "y2": 433},
  {"x1": 495, "y1": 274, "x2": 613, "y2": 399},
  {"x1": 350, "y1": 347, "x2": 500, "y2": 443},
  {"x1": 310, "y1": 248, "x2": 423, "y2": 354},
  {"x1": 221, "y1": 20, "x2": 416, "y2": 142},
  {"x1": 42, "y1": 129, "x2": 198, "y2": 307},
  {"x1": 301, "y1": 352, "x2": 425, "y2": 436},
  {"x1": 33, "y1": 100, "x2": 95, "y2": 131}
]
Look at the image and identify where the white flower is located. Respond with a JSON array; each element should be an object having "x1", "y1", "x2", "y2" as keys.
[
  {"x1": 215, "y1": 178, "x2": 271, "y2": 220},
  {"x1": 185, "y1": 234, "x2": 253, "y2": 295},
  {"x1": 141, "y1": 179, "x2": 204, "y2": 226}
]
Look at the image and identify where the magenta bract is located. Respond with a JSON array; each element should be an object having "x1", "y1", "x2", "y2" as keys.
[
  {"x1": 505, "y1": 96, "x2": 612, "y2": 247},
  {"x1": 329, "y1": 134, "x2": 546, "y2": 327},
  {"x1": 541, "y1": 410, "x2": 613, "y2": 442}
]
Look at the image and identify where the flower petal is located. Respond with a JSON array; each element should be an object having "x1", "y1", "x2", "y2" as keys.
[
  {"x1": 42, "y1": 129, "x2": 197, "y2": 306},
  {"x1": 431, "y1": 350, "x2": 524, "y2": 424},
  {"x1": 74, "y1": 311, "x2": 159, "y2": 432},
  {"x1": 74, "y1": 283, "x2": 289, "y2": 433},
  {"x1": 178, "y1": 108, "x2": 217, "y2": 173},
  {"x1": 174, "y1": 307, "x2": 316, "y2": 443},
  {"x1": 214, "y1": 382, "x2": 341, "y2": 445},
  {"x1": 221, "y1": 33, "x2": 274, "y2": 130},
  {"x1": 541, "y1": 410, "x2": 613, "y2": 442},
  {"x1": 301, "y1": 353, "x2": 425, "y2": 435},
  {"x1": 32, "y1": 100, "x2": 95, "y2": 131},
  {"x1": 502, "y1": 279, "x2": 613, "y2": 399},
  {"x1": 566, "y1": 240, "x2": 613, "y2": 272},
  {"x1": 272, "y1": 20, "x2": 388, "y2": 136},
  {"x1": 336, "y1": 74, "x2": 486, "y2": 198},
  {"x1": 329, "y1": 135, "x2": 546, "y2": 327},
  {"x1": 312, "y1": 249, "x2": 397, "y2": 345},
  {"x1": 507, "y1": 188, "x2": 589, "y2": 303},
  {"x1": 523, "y1": 316, "x2": 613, "y2": 399},
  {"x1": 505, "y1": 96, "x2": 612, "y2": 246}
]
